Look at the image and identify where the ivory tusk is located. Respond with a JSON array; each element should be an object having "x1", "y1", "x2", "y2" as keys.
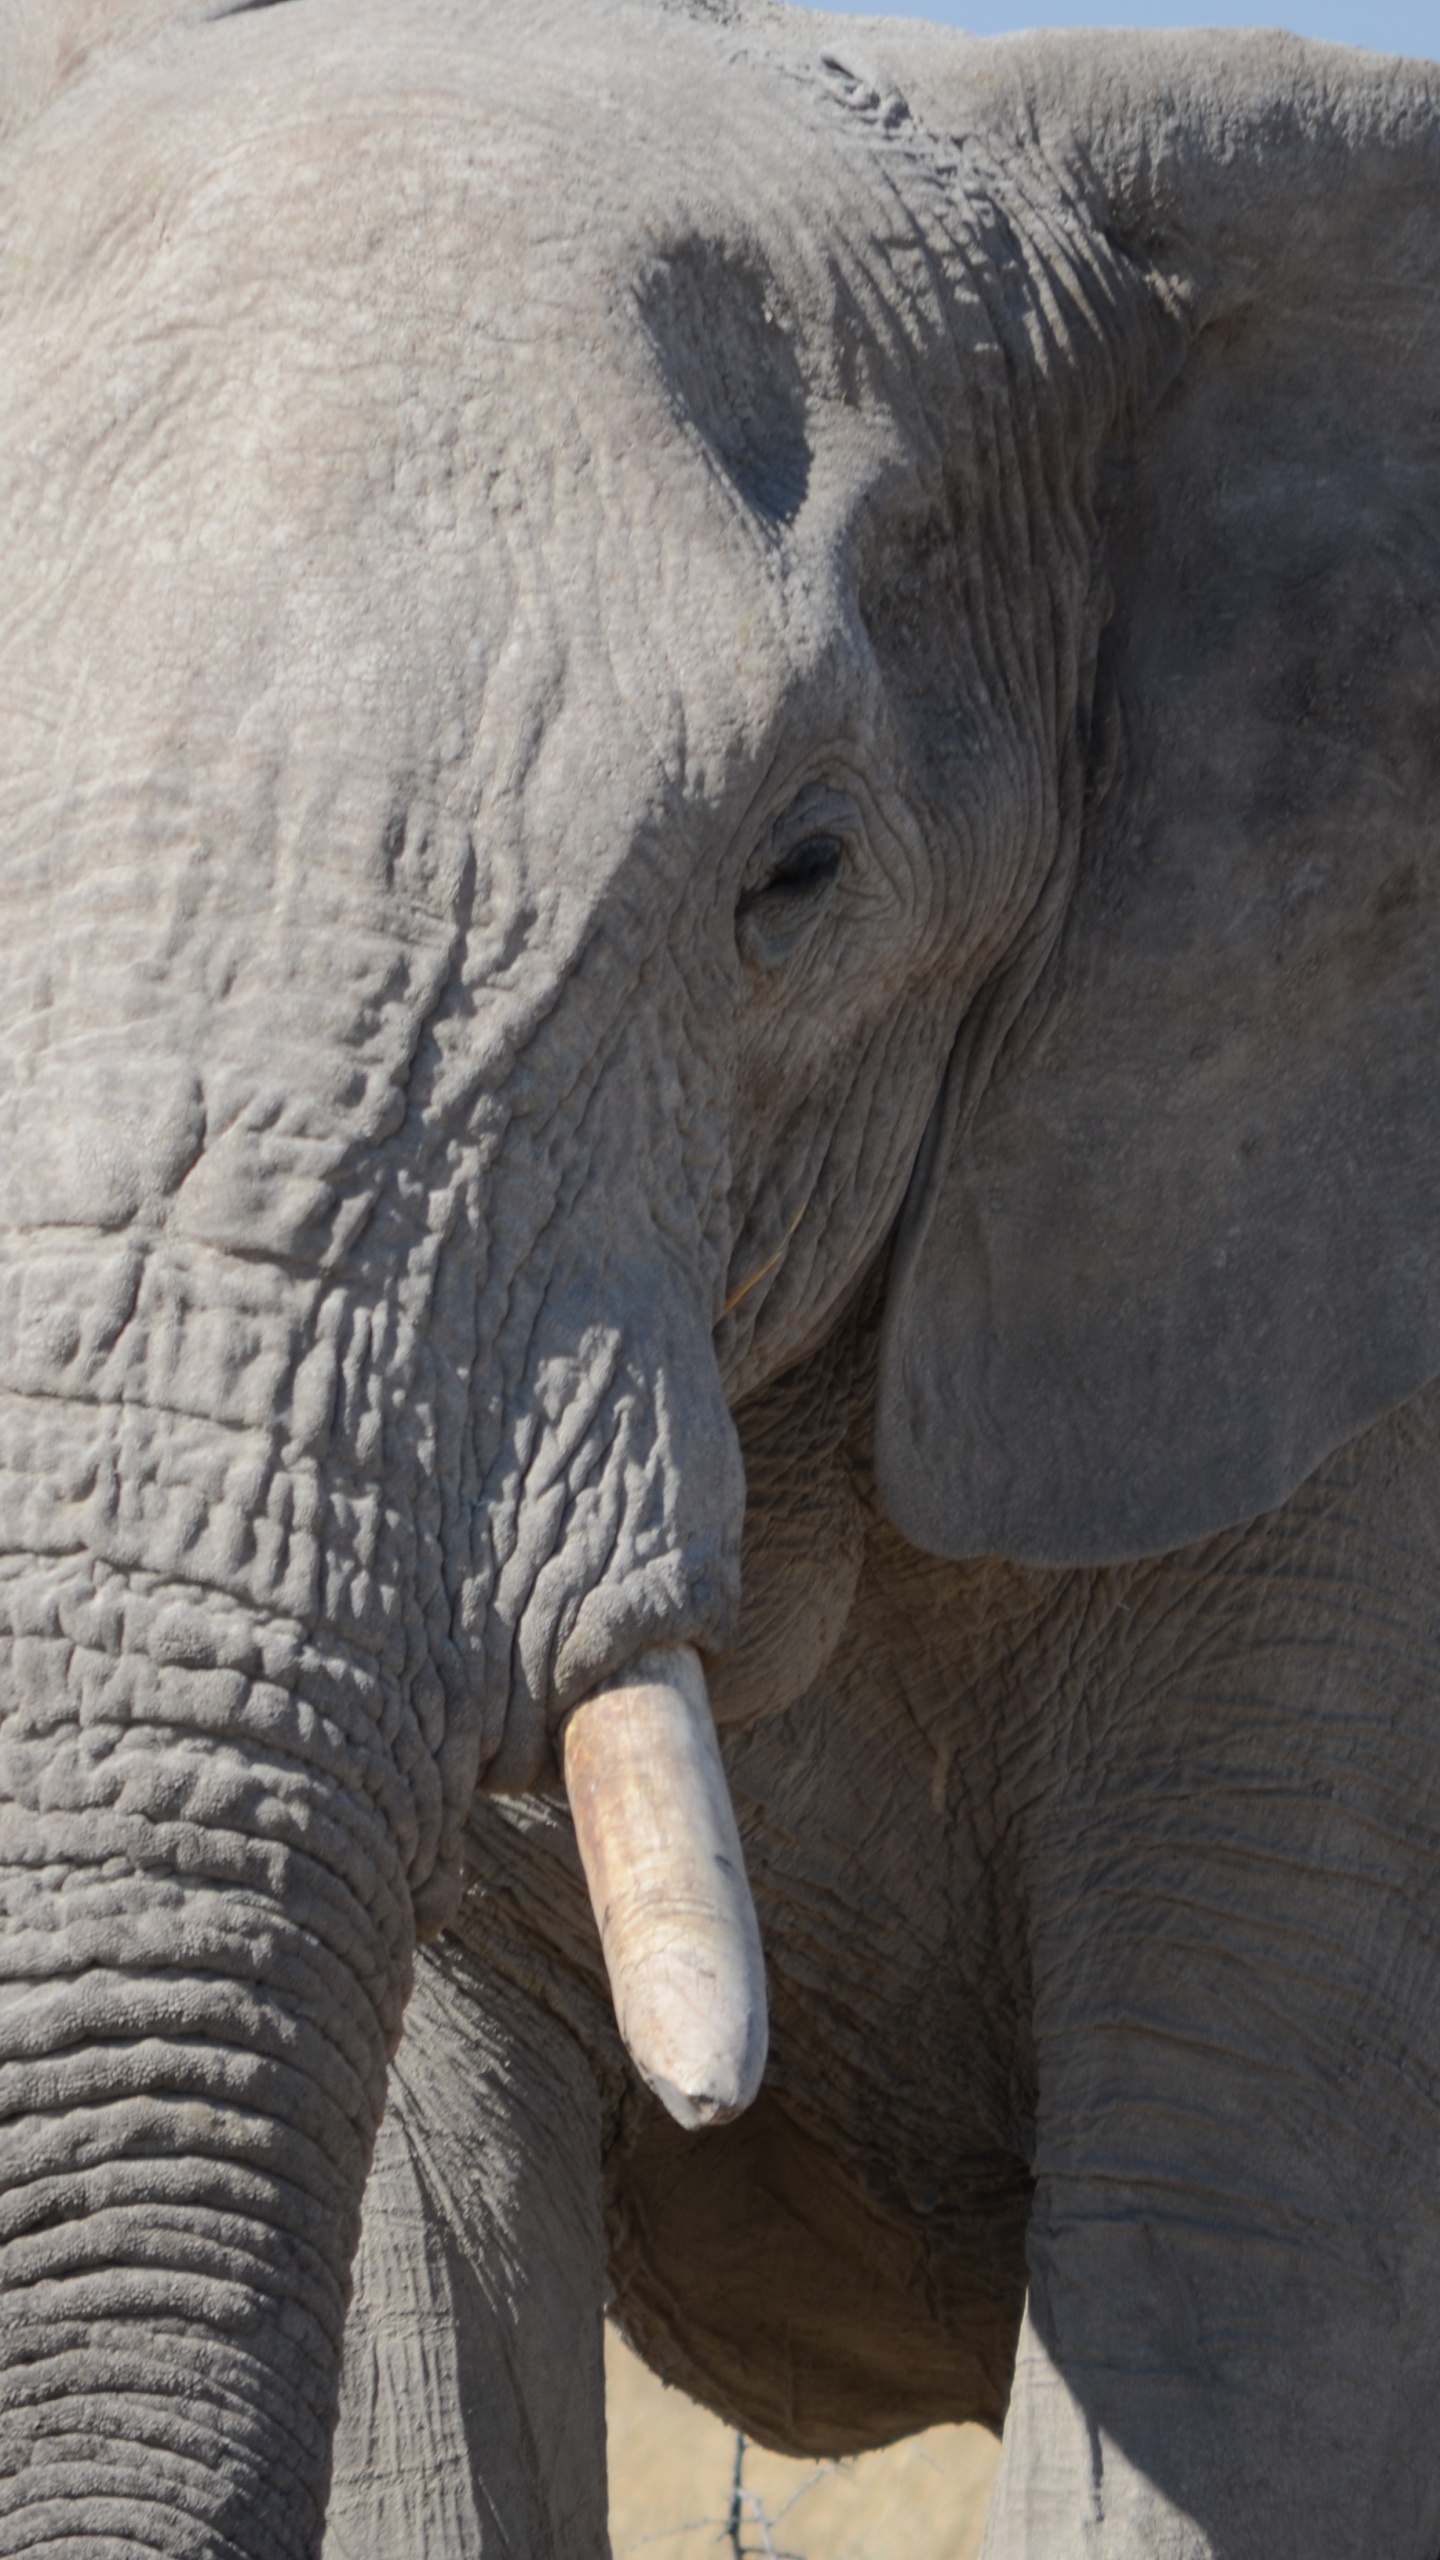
[{"x1": 561, "y1": 1644, "x2": 768, "y2": 2131}]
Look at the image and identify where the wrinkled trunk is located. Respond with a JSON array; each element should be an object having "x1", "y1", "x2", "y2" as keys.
[
  {"x1": 0, "y1": 1518, "x2": 413, "y2": 2551},
  {"x1": 0, "y1": 1103, "x2": 742, "y2": 2551}
]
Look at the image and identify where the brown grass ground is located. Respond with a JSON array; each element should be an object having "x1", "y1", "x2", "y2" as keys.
[{"x1": 606, "y1": 2328, "x2": 998, "y2": 2560}]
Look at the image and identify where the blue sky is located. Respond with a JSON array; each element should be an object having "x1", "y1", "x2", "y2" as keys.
[{"x1": 820, "y1": 0, "x2": 1436, "y2": 58}]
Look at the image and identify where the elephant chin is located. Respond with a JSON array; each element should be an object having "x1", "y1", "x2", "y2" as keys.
[{"x1": 562, "y1": 1646, "x2": 767, "y2": 2130}]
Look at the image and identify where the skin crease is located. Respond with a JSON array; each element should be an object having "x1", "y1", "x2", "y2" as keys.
[{"x1": 0, "y1": 4, "x2": 1437, "y2": 2559}]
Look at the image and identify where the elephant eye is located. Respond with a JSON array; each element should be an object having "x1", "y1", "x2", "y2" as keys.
[
  {"x1": 736, "y1": 830, "x2": 844, "y2": 961},
  {"x1": 747, "y1": 834, "x2": 844, "y2": 904}
]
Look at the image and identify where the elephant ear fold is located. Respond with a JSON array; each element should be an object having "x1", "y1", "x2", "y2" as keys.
[{"x1": 874, "y1": 31, "x2": 1440, "y2": 1565}]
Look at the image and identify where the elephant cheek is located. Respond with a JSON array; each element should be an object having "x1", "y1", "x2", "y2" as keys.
[{"x1": 0, "y1": 1574, "x2": 412, "y2": 2558}]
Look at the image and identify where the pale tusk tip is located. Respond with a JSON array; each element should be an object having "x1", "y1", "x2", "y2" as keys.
[
  {"x1": 562, "y1": 1644, "x2": 769, "y2": 2133},
  {"x1": 651, "y1": 2077, "x2": 755, "y2": 2133}
]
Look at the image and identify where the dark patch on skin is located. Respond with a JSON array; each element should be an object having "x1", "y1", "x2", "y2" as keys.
[
  {"x1": 638, "y1": 239, "x2": 811, "y2": 525},
  {"x1": 607, "y1": 2087, "x2": 1030, "y2": 2454}
]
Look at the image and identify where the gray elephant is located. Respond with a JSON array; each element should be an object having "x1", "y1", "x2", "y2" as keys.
[{"x1": 2, "y1": 1, "x2": 1439, "y2": 2554}]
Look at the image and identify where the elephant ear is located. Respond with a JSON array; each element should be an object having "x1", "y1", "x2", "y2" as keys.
[{"x1": 871, "y1": 28, "x2": 1440, "y2": 1564}]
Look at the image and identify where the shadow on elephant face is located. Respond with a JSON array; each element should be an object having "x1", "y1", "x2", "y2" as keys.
[{"x1": 638, "y1": 236, "x2": 813, "y2": 527}]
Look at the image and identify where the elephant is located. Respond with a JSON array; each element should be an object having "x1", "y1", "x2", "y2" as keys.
[{"x1": 1, "y1": 0, "x2": 1439, "y2": 2552}]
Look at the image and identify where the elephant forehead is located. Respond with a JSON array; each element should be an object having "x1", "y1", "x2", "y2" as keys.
[
  {"x1": 0, "y1": 0, "x2": 952, "y2": 634},
  {"x1": 0, "y1": 4, "x2": 938, "y2": 939}
]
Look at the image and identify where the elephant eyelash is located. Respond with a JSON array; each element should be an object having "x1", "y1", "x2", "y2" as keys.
[
  {"x1": 737, "y1": 833, "x2": 845, "y2": 914},
  {"x1": 735, "y1": 831, "x2": 845, "y2": 966}
]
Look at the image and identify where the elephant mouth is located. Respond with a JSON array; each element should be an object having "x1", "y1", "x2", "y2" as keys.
[{"x1": 560, "y1": 1644, "x2": 767, "y2": 2129}]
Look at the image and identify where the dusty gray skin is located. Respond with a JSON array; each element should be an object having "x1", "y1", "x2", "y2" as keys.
[{"x1": 1, "y1": 2, "x2": 1438, "y2": 2554}]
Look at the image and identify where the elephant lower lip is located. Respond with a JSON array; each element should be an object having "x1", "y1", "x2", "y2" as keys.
[{"x1": 561, "y1": 1645, "x2": 768, "y2": 2129}]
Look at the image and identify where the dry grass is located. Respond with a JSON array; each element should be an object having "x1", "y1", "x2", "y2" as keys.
[{"x1": 606, "y1": 2327, "x2": 998, "y2": 2560}]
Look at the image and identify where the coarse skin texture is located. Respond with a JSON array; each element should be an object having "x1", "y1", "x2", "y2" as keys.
[{"x1": 0, "y1": 2, "x2": 1437, "y2": 2555}]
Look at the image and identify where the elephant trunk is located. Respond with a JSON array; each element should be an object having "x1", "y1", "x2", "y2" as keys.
[
  {"x1": 563, "y1": 1646, "x2": 767, "y2": 2130},
  {"x1": 0, "y1": 1556, "x2": 410, "y2": 2557}
]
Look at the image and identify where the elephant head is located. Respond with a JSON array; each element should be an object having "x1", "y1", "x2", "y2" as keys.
[{"x1": 0, "y1": 0, "x2": 1436, "y2": 2550}]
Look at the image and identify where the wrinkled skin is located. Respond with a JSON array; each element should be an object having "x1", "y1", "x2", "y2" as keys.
[{"x1": 1, "y1": 3, "x2": 1439, "y2": 2556}]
